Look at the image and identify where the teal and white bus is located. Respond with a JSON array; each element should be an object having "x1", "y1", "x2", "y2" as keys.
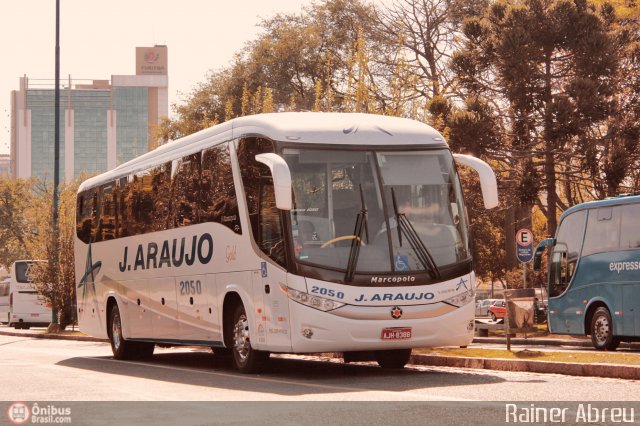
[
  {"x1": 75, "y1": 112, "x2": 498, "y2": 372},
  {"x1": 534, "y1": 195, "x2": 640, "y2": 350}
]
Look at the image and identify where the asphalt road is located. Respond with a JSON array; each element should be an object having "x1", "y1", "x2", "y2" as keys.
[
  {"x1": 2, "y1": 334, "x2": 640, "y2": 401},
  {"x1": 0, "y1": 336, "x2": 640, "y2": 426}
]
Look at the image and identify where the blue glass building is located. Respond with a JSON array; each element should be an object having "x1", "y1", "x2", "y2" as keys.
[{"x1": 10, "y1": 46, "x2": 168, "y2": 183}]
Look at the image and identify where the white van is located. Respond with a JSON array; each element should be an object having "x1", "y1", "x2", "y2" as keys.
[{"x1": 6, "y1": 260, "x2": 51, "y2": 329}]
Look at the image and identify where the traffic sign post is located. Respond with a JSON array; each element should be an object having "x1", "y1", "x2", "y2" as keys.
[{"x1": 515, "y1": 228, "x2": 534, "y2": 288}]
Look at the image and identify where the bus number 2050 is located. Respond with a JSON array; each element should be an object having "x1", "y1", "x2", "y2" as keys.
[{"x1": 179, "y1": 280, "x2": 202, "y2": 295}]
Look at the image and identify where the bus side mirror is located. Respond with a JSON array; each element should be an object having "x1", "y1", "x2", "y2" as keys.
[
  {"x1": 533, "y1": 238, "x2": 555, "y2": 270},
  {"x1": 255, "y1": 153, "x2": 292, "y2": 210},
  {"x1": 453, "y1": 154, "x2": 499, "y2": 209}
]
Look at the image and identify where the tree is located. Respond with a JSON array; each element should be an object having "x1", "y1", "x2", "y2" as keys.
[
  {"x1": 28, "y1": 178, "x2": 82, "y2": 329},
  {"x1": 157, "y1": 0, "x2": 390, "y2": 140},
  {"x1": 451, "y1": 0, "x2": 625, "y2": 274},
  {"x1": 0, "y1": 178, "x2": 37, "y2": 269}
]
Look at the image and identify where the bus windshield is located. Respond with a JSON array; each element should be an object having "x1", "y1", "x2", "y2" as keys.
[{"x1": 283, "y1": 148, "x2": 470, "y2": 278}]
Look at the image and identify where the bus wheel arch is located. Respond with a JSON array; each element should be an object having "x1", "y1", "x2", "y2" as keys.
[
  {"x1": 222, "y1": 292, "x2": 269, "y2": 373},
  {"x1": 586, "y1": 303, "x2": 620, "y2": 351}
]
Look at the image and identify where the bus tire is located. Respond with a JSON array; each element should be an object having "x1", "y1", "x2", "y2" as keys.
[
  {"x1": 108, "y1": 303, "x2": 155, "y2": 360},
  {"x1": 374, "y1": 349, "x2": 412, "y2": 369},
  {"x1": 227, "y1": 303, "x2": 269, "y2": 374},
  {"x1": 590, "y1": 307, "x2": 620, "y2": 351}
]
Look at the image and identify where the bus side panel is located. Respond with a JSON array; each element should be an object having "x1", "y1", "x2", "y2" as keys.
[
  {"x1": 149, "y1": 276, "x2": 180, "y2": 339},
  {"x1": 622, "y1": 285, "x2": 639, "y2": 336},
  {"x1": 122, "y1": 278, "x2": 152, "y2": 339},
  {"x1": 176, "y1": 273, "x2": 215, "y2": 341}
]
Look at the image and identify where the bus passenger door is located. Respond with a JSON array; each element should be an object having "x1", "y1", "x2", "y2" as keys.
[{"x1": 548, "y1": 247, "x2": 578, "y2": 333}]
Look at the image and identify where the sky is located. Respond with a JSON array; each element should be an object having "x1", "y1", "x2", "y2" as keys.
[{"x1": 0, "y1": 0, "x2": 322, "y2": 155}]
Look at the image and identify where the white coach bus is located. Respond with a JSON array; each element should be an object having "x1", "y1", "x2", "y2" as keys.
[
  {"x1": 75, "y1": 112, "x2": 498, "y2": 373},
  {"x1": 2, "y1": 260, "x2": 51, "y2": 328}
]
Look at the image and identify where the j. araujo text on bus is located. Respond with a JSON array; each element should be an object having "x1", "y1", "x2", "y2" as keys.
[
  {"x1": 117, "y1": 234, "x2": 214, "y2": 272},
  {"x1": 74, "y1": 112, "x2": 498, "y2": 373}
]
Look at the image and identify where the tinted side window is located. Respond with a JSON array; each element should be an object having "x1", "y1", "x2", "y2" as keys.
[
  {"x1": 120, "y1": 176, "x2": 136, "y2": 238},
  {"x1": 238, "y1": 138, "x2": 274, "y2": 241},
  {"x1": 151, "y1": 162, "x2": 172, "y2": 232},
  {"x1": 98, "y1": 183, "x2": 116, "y2": 241},
  {"x1": 135, "y1": 171, "x2": 155, "y2": 234},
  {"x1": 237, "y1": 137, "x2": 285, "y2": 266},
  {"x1": 582, "y1": 207, "x2": 621, "y2": 257},
  {"x1": 201, "y1": 144, "x2": 242, "y2": 234},
  {"x1": 620, "y1": 204, "x2": 640, "y2": 249},
  {"x1": 76, "y1": 190, "x2": 94, "y2": 244},
  {"x1": 259, "y1": 181, "x2": 286, "y2": 266},
  {"x1": 172, "y1": 152, "x2": 202, "y2": 227}
]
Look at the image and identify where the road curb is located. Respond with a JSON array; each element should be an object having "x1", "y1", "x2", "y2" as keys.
[
  {"x1": 0, "y1": 329, "x2": 106, "y2": 343},
  {"x1": 474, "y1": 337, "x2": 592, "y2": 347},
  {"x1": 473, "y1": 337, "x2": 640, "y2": 350},
  {"x1": 410, "y1": 354, "x2": 640, "y2": 381}
]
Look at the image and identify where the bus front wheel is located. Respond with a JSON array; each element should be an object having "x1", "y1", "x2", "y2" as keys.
[
  {"x1": 228, "y1": 303, "x2": 269, "y2": 374},
  {"x1": 590, "y1": 307, "x2": 620, "y2": 351},
  {"x1": 108, "y1": 303, "x2": 154, "y2": 360},
  {"x1": 374, "y1": 349, "x2": 412, "y2": 369}
]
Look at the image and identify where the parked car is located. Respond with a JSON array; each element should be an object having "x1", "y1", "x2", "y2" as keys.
[
  {"x1": 535, "y1": 298, "x2": 548, "y2": 324},
  {"x1": 475, "y1": 299, "x2": 501, "y2": 317},
  {"x1": 489, "y1": 300, "x2": 506, "y2": 322}
]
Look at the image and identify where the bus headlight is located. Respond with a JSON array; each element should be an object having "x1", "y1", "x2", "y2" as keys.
[
  {"x1": 280, "y1": 285, "x2": 345, "y2": 312},
  {"x1": 444, "y1": 289, "x2": 475, "y2": 307}
]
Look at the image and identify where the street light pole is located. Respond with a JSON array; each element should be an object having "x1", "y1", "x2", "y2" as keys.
[{"x1": 52, "y1": 0, "x2": 60, "y2": 326}]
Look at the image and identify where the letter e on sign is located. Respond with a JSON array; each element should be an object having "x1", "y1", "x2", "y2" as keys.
[{"x1": 516, "y1": 229, "x2": 532, "y2": 247}]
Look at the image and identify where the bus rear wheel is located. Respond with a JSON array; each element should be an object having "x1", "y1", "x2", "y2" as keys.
[
  {"x1": 374, "y1": 349, "x2": 412, "y2": 369},
  {"x1": 227, "y1": 303, "x2": 269, "y2": 374},
  {"x1": 590, "y1": 307, "x2": 620, "y2": 351},
  {"x1": 108, "y1": 303, "x2": 154, "y2": 360}
]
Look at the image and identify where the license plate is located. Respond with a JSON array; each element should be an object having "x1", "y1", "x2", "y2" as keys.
[{"x1": 381, "y1": 327, "x2": 412, "y2": 340}]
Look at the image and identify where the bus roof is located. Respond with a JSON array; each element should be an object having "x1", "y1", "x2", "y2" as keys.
[
  {"x1": 560, "y1": 194, "x2": 640, "y2": 222},
  {"x1": 79, "y1": 112, "x2": 446, "y2": 192}
]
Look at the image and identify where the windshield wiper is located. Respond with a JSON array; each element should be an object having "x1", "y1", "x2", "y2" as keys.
[
  {"x1": 391, "y1": 188, "x2": 441, "y2": 280},
  {"x1": 345, "y1": 184, "x2": 369, "y2": 282}
]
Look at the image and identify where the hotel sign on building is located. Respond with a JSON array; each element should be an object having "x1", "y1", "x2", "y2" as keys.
[{"x1": 136, "y1": 46, "x2": 168, "y2": 75}]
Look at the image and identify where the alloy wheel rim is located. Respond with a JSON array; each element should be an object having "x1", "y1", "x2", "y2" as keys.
[
  {"x1": 112, "y1": 311, "x2": 122, "y2": 350},
  {"x1": 233, "y1": 314, "x2": 250, "y2": 362}
]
